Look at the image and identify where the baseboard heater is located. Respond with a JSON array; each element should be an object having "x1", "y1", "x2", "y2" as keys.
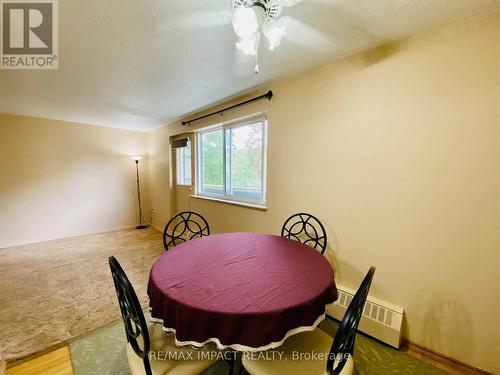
[{"x1": 326, "y1": 285, "x2": 404, "y2": 348}]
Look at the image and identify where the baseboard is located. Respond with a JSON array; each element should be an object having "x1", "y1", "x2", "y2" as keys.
[
  {"x1": 0, "y1": 224, "x2": 140, "y2": 250},
  {"x1": 400, "y1": 338, "x2": 493, "y2": 375},
  {"x1": 326, "y1": 315, "x2": 492, "y2": 374}
]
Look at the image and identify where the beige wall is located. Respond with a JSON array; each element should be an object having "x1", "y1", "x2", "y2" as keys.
[
  {"x1": 147, "y1": 13, "x2": 499, "y2": 372},
  {"x1": 0, "y1": 114, "x2": 149, "y2": 248}
]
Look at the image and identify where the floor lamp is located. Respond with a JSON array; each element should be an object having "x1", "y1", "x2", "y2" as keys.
[{"x1": 131, "y1": 156, "x2": 148, "y2": 229}]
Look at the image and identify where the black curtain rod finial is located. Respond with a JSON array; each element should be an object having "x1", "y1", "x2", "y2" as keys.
[{"x1": 181, "y1": 90, "x2": 273, "y2": 126}]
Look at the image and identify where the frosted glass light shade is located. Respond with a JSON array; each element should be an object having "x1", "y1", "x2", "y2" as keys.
[
  {"x1": 236, "y1": 35, "x2": 257, "y2": 56},
  {"x1": 232, "y1": 7, "x2": 258, "y2": 39},
  {"x1": 263, "y1": 20, "x2": 286, "y2": 50}
]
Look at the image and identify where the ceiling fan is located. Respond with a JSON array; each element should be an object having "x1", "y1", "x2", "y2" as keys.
[
  {"x1": 231, "y1": 0, "x2": 303, "y2": 73},
  {"x1": 166, "y1": 0, "x2": 335, "y2": 75}
]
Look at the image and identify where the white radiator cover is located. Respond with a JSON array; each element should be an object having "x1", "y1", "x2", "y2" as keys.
[{"x1": 326, "y1": 285, "x2": 404, "y2": 348}]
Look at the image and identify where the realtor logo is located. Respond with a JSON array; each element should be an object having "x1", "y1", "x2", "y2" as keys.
[{"x1": 1, "y1": 0, "x2": 58, "y2": 69}]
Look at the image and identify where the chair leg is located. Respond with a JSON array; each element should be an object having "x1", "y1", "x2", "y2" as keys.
[
  {"x1": 239, "y1": 364, "x2": 250, "y2": 375},
  {"x1": 227, "y1": 352, "x2": 235, "y2": 375},
  {"x1": 143, "y1": 356, "x2": 153, "y2": 375},
  {"x1": 232, "y1": 352, "x2": 243, "y2": 375}
]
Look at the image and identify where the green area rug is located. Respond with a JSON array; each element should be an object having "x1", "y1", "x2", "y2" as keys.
[{"x1": 69, "y1": 314, "x2": 446, "y2": 375}]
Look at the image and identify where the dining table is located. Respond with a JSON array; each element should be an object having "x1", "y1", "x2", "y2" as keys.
[{"x1": 147, "y1": 232, "x2": 338, "y2": 372}]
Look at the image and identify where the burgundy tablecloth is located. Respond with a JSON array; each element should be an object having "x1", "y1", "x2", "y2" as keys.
[{"x1": 148, "y1": 232, "x2": 337, "y2": 351}]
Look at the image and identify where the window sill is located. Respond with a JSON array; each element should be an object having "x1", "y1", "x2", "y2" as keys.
[{"x1": 189, "y1": 195, "x2": 267, "y2": 211}]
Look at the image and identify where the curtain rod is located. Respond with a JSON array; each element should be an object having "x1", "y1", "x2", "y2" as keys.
[{"x1": 181, "y1": 90, "x2": 273, "y2": 126}]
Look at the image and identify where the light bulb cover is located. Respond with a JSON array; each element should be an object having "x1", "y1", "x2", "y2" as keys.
[
  {"x1": 232, "y1": 7, "x2": 258, "y2": 39},
  {"x1": 263, "y1": 20, "x2": 286, "y2": 51},
  {"x1": 236, "y1": 35, "x2": 257, "y2": 56}
]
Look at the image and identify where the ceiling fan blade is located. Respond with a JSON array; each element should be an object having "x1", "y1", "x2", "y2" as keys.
[
  {"x1": 280, "y1": 0, "x2": 303, "y2": 6},
  {"x1": 161, "y1": 10, "x2": 232, "y2": 31},
  {"x1": 281, "y1": 16, "x2": 335, "y2": 51},
  {"x1": 281, "y1": 0, "x2": 336, "y2": 6}
]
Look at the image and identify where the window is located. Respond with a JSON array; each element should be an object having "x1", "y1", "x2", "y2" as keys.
[
  {"x1": 197, "y1": 118, "x2": 267, "y2": 206},
  {"x1": 176, "y1": 139, "x2": 192, "y2": 185}
]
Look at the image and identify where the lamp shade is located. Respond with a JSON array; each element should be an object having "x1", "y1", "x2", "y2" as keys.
[{"x1": 130, "y1": 156, "x2": 143, "y2": 161}]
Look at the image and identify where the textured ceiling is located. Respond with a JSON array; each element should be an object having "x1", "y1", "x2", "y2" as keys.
[{"x1": 0, "y1": 0, "x2": 498, "y2": 131}]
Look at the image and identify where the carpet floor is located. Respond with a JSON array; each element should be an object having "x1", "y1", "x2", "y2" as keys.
[
  {"x1": 69, "y1": 313, "x2": 447, "y2": 375},
  {"x1": 0, "y1": 228, "x2": 164, "y2": 362}
]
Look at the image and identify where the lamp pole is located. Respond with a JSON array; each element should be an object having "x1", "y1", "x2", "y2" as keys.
[{"x1": 133, "y1": 157, "x2": 147, "y2": 229}]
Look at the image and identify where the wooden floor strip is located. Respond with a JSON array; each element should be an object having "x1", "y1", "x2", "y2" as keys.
[{"x1": 5, "y1": 346, "x2": 73, "y2": 375}]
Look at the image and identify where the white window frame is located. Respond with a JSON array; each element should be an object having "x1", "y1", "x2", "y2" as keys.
[
  {"x1": 175, "y1": 142, "x2": 192, "y2": 186},
  {"x1": 196, "y1": 116, "x2": 267, "y2": 207}
]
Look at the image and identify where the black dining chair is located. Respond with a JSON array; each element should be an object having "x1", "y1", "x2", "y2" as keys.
[
  {"x1": 162, "y1": 211, "x2": 210, "y2": 251},
  {"x1": 108, "y1": 256, "x2": 219, "y2": 375},
  {"x1": 242, "y1": 266, "x2": 376, "y2": 375},
  {"x1": 281, "y1": 212, "x2": 328, "y2": 254}
]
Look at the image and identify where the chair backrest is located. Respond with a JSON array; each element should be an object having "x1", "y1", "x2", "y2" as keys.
[
  {"x1": 108, "y1": 256, "x2": 152, "y2": 375},
  {"x1": 327, "y1": 266, "x2": 376, "y2": 375},
  {"x1": 163, "y1": 211, "x2": 210, "y2": 251},
  {"x1": 281, "y1": 213, "x2": 327, "y2": 254}
]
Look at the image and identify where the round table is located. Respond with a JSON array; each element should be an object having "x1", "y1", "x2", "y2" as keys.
[{"x1": 147, "y1": 232, "x2": 338, "y2": 352}]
